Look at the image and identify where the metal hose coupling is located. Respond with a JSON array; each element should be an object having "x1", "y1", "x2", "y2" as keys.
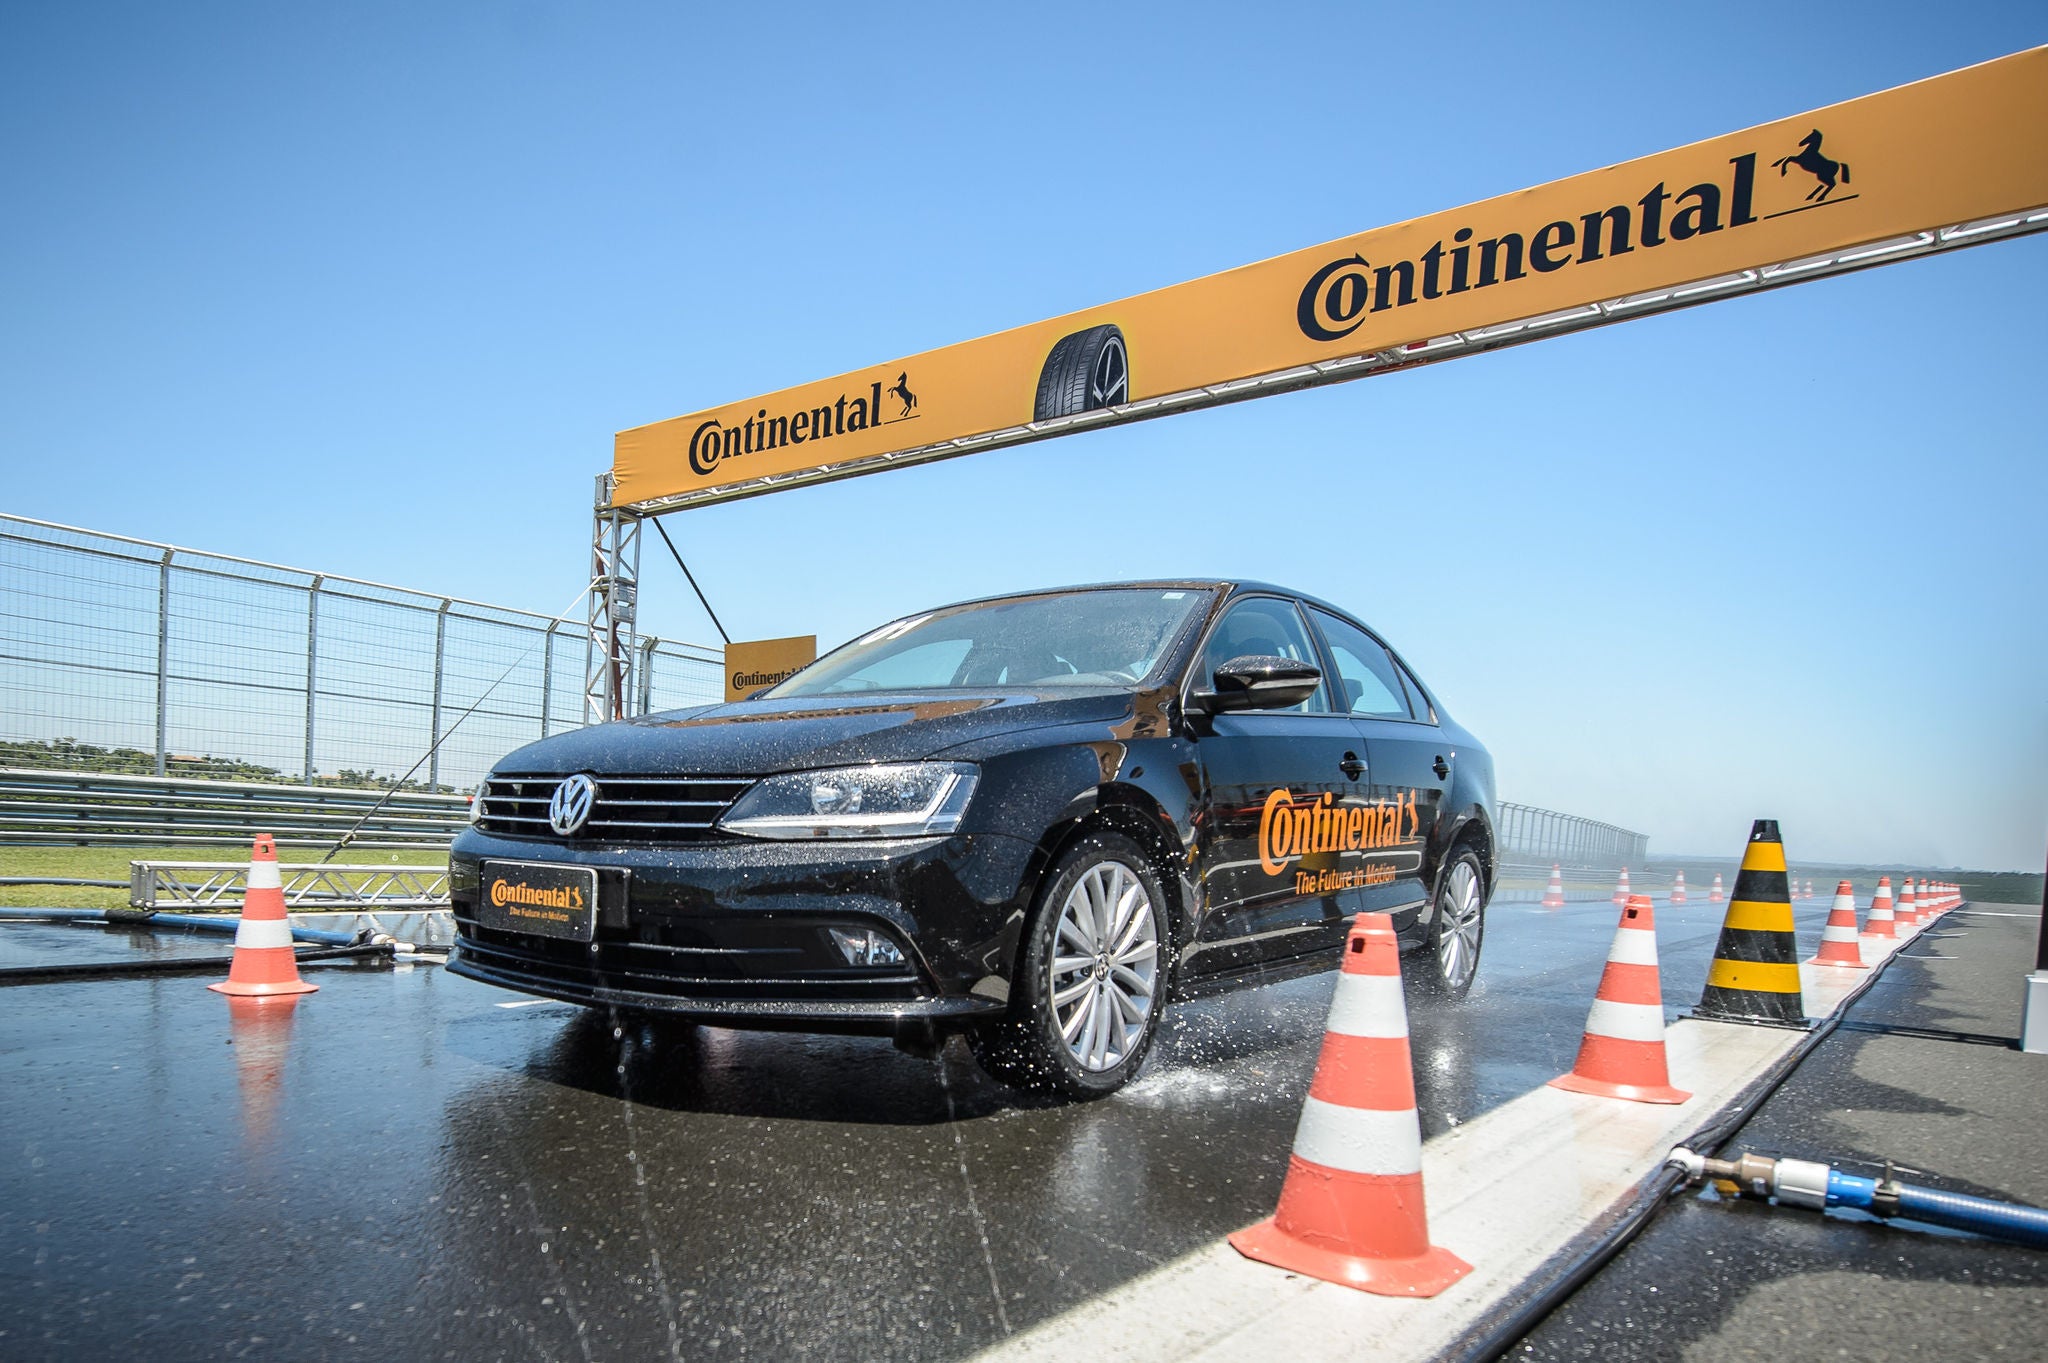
[{"x1": 1666, "y1": 1146, "x2": 2048, "y2": 1248}]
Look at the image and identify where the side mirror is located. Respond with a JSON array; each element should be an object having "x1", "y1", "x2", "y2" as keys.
[{"x1": 1194, "y1": 655, "x2": 1322, "y2": 712}]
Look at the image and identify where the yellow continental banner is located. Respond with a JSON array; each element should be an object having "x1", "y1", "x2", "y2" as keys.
[
  {"x1": 614, "y1": 48, "x2": 2048, "y2": 509},
  {"x1": 724, "y1": 635, "x2": 817, "y2": 702}
]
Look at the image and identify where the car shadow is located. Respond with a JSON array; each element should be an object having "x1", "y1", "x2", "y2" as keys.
[{"x1": 465, "y1": 1006, "x2": 1071, "y2": 1125}]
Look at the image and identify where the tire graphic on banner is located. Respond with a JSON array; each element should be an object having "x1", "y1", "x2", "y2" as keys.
[{"x1": 1033, "y1": 324, "x2": 1129, "y2": 421}]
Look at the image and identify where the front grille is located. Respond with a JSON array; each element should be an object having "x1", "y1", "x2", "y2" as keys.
[{"x1": 478, "y1": 773, "x2": 753, "y2": 843}]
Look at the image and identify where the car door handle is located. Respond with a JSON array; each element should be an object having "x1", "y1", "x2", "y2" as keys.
[
  {"x1": 1339, "y1": 752, "x2": 1367, "y2": 779},
  {"x1": 1432, "y1": 755, "x2": 1450, "y2": 780}
]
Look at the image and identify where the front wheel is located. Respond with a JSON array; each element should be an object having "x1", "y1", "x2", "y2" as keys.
[
  {"x1": 1417, "y1": 848, "x2": 1486, "y2": 999},
  {"x1": 970, "y1": 830, "x2": 1168, "y2": 1099}
]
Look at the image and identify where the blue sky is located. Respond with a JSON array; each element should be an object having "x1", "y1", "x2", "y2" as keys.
[{"x1": 3, "y1": 2, "x2": 2043, "y2": 869}]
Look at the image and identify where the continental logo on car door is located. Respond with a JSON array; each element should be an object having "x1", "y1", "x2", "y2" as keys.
[{"x1": 1258, "y1": 788, "x2": 1419, "y2": 877}]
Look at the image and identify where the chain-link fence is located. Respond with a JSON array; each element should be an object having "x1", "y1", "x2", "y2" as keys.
[{"x1": 0, "y1": 514, "x2": 722, "y2": 793}]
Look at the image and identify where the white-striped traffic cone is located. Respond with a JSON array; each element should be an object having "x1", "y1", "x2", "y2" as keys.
[
  {"x1": 1549, "y1": 895, "x2": 1689, "y2": 1104},
  {"x1": 1805, "y1": 881, "x2": 1866, "y2": 968},
  {"x1": 1670, "y1": 870, "x2": 1688, "y2": 904},
  {"x1": 208, "y1": 834, "x2": 316, "y2": 997},
  {"x1": 1895, "y1": 880, "x2": 1920, "y2": 930},
  {"x1": 1863, "y1": 877, "x2": 1897, "y2": 939},
  {"x1": 1612, "y1": 867, "x2": 1632, "y2": 905},
  {"x1": 1709, "y1": 873, "x2": 1725, "y2": 903},
  {"x1": 1230, "y1": 913, "x2": 1472, "y2": 1297},
  {"x1": 1541, "y1": 864, "x2": 1566, "y2": 908}
]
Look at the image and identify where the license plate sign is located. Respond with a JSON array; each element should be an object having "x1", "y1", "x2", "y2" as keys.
[{"x1": 478, "y1": 861, "x2": 598, "y2": 942}]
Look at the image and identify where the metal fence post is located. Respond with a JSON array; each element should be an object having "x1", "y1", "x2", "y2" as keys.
[
  {"x1": 303, "y1": 575, "x2": 322, "y2": 781},
  {"x1": 540, "y1": 624, "x2": 556, "y2": 739},
  {"x1": 637, "y1": 636, "x2": 659, "y2": 714},
  {"x1": 429, "y1": 598, "x2": 451, "y2": 791},
  {"x1": 154, "y1": 549, "x2": 172, "y2": 776}
]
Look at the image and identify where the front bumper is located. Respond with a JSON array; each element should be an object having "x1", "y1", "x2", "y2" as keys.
[{"x1": 445, "y1": 827, "x2": 1033, "y2": 1033}]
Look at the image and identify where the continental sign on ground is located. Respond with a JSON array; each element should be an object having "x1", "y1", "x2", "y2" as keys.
[{"x1": 611, "y1": 48, "x2": 2046, "y2": 509}]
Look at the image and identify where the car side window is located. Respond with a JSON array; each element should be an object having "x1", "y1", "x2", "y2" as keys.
[
  {"x1": 1196, "y1": 598, "x2": 1328, "y2": 714},
  {"x1": 1308, "y1": 609, "x2": 1413, "y2": 720},
  {"x1": 1395, "y1": 660, "x2": 1436, "y2": 723}
]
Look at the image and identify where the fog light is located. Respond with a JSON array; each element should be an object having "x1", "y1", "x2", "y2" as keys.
[{"x1": 828, "y1": 927, "x2": 905, "y2": 967}]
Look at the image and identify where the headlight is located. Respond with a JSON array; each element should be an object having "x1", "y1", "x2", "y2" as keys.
[{"x1": 718, "y1": 762, "x2": 978, "y2": 840}]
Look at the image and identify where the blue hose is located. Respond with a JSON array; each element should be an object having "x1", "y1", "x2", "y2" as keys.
[
  {"x1": 1890, "y1": 1184, "x2": 2048, "y2": 1248},
  {"x1": 148, "y1": 911, "x2": 362, "y2": 947},
  {"x1": 0, "y1": 906, "x2": 361, "y2": 947}
]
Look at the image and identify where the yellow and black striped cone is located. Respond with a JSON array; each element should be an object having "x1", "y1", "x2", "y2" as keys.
[{"x1": 1694, "y1": 819, "x2": 1805, "y2": 1026}]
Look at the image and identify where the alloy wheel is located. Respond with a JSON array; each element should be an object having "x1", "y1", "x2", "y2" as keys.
[
  {"x1": 1048, "y1": 859, "x2": 1158, "y2": 1071},
  {"x1": 1436, "y1": 858, "x2": 1484, "y2": 991}
]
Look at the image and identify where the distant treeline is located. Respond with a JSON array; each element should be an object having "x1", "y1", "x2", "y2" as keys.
[{"x1": 1, "y1": 738, "x2": 453, "y2": 794}]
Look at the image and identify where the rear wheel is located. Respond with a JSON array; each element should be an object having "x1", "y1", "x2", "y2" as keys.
[
  {"x1": 970, "y1": 830, "x2": 1166, "y2": 1098},
  {"x1": 1417, "y1": 848, "x2": 1485, "y2": 998}
]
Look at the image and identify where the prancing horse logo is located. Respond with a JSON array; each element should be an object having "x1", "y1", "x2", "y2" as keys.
[
  {"x1": 888, "y1": 371, "x2": 918, "y2": 418},
  {"x1": 548, "y1": 774, "x2": 597, "y2": 836},
  {"x1": 1773, "y1": 129, "x2": 1850, "y2": 203}
]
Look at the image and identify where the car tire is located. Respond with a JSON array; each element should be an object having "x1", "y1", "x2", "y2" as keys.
[
  {"x1": 969, "y1": 829, "x2": 1168, "y2": 1099},
  {"x1": 1033, "y1": 324, "x2": 1129, "y2": 421},
  {"x1": 1416, "y1": 846, "x2": 1486, "y2": 999}
]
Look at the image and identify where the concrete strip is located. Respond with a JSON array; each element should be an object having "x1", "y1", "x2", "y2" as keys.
[{"x1": 978, "y1": 936, "x2": 1905, "y2": 1363}]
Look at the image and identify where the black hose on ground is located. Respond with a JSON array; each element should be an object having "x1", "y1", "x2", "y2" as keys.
[
  {"x1": 1447, "y1": 927, "x2": 1916, "y2": 1363},
  {"x1": 0, "y1": 878, "x2": 128, "y2": 888},
  {"x1": 0, "y1": 941, "x2": 395, "y2": 985}
]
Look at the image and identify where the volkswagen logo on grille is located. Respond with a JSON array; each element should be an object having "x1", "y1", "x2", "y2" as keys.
[{"x1": 548, "y1": 774, "x2": 597, "y2": 836}]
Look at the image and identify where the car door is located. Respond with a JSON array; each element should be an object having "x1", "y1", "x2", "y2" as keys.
[
  {"x1": 1306, "y1": 607, "x2": 1448, "y2": 934},
  {"x1": 1188, "y1": 596, "x2": 1374, "y2": 975}
]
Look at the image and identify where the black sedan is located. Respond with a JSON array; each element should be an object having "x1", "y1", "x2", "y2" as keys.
[{"x1": 449, "y1": 581, "x2": 1497, "y2": 1097}]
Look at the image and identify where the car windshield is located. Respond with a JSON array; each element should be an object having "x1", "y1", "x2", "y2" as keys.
[{"x1": 766, "y1": 588, "x2": 1213, "y2": 697}]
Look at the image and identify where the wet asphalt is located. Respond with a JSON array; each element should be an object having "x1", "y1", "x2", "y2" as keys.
[
  {"x1": 1514, "y1": 902, "x2": 2048, "y2": 1362},
  {"x1": 0, "y1": 889, "x2": 1853, "y2": 1360}
]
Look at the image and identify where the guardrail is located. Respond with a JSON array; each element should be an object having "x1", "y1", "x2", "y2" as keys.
[
  {"x1": 129, "y1": 861, "x2": 451, "y2": 910},
  {"x1": 1496, "y1": 800, "x2": 1648, "y2": 870},
  {"x1": 0, "y1": 768, "x2": 467, "y2": 849}
]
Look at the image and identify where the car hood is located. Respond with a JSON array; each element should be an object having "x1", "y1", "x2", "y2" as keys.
[{"x1": 486, "y1": 689, "x2": 1136, "y2": 777}]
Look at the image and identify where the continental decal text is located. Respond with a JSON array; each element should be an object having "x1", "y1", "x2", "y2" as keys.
[
  {"x1": 1259, "y1": 788, "x2": 1419, "y2": 877},
  {"x1": 489, "y1": 878, "x2": 587, "y2": 913}
]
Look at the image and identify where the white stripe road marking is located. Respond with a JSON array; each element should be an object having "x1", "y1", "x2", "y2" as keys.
[
  {"x1": 1322, "y1": 973, "x2": 1409, "y2": 1039},
  {"x1": 232, "y1": 917, "x2": 295, "y2": 950},
  {"x1": 247, "y1": 860, "x2": 282, "y2": 891},
  {"x1": 496, "y1": 999, "x2": 554, "y2": 1008},
  {"x1": 1582, "y1": 997, "x2": 1667, "y2": 1043},
  {"x1": 1290, "y1": 1096, "x2": 1423, "y2": 1177},
  {"x1": 1604, "y1": 929, "x2": 1660, "y2": 966}
]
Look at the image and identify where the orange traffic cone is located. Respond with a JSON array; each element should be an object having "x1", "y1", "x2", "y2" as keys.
[
  {"x1": 1806, "y1": 879, "x2": 1817, "y2": 901},
  {"x1": 1670, "y1": 870, "x2": 1688, "y2": 904},
  {"x1": 1895, "y1": 880, "x2": 1920, "y2": 930},
  {"x1": 1709, "y1": 873, "x2": 1725, "y2": 903},
  {"x1": 1612, "y1": 867, "x2": 1632, "y2": 905},
  {"x1": 1541, "y1": 864, "x2": 1567, "y2": 908},
  {"x1": 1864, "y1": 877, "x2": 1897, "y2": 938},
  {"x1": 1230, "y1": 913, "x2": 1472, "y2": 1297},
  {"x1": 208, "y1": 834, "x2": 316, "y2": 997},
  {"x1": 1806, "y1": 881, "x2": 1867, "y2": 968},
  {"x1": 1550, "y1": 895, "x2": 1690, "y2": 1104}
]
